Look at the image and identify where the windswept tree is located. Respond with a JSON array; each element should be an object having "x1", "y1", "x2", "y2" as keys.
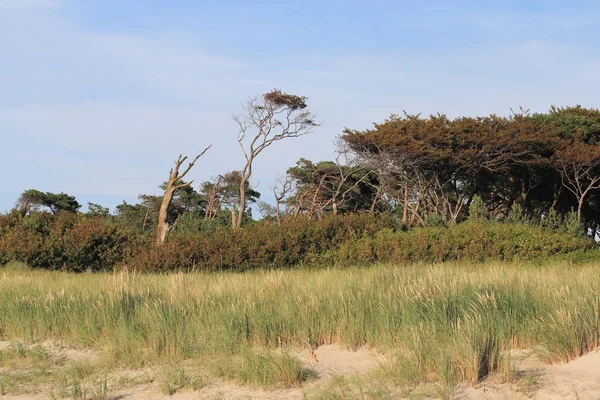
[
  {"x1": 542, "y1": 106, "x2": 600, "y2": 222},
  {"x1": 16, "y1": 189, "x2": 80, "y2": 215},
  {"x1": 341, "y1": 111, "x2": 557, "y2": 225},
  {"x1": 199, "y1": 171, "x2": 260, "y2": 226},
  {"x1": 86, "y1": 202, "x2": 110, "y2": 217},
  {"x1": 286, "y1": 156, "x2": 381, "y2": 219},
  {"x1": 157, "y1": 146, "x2": 211, "y2": 246},
  {"x1": 232, "y1": 89, "x2": 318, "y2": 228},
  {"x1": 271, "y1": 174, "x2": 294, "y2": 224},
  {"x1": 554, "y1": 139, "x2": 600, "y2": 222}
]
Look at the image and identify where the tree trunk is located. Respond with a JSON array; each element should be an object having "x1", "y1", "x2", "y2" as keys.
[
  {"x1": 275, "y1": 199, "x2": 281, "y2": 225},
  {"x1": 236, "y1": 180, "x2": 246, "y2": 228},
  {"x1": 235, "y1": 164, "x2": 251, "y2": 229},
  {"x1": 228, "y1": 208, "x2": 236, "y2": 228},
  {"x1": 142, "y1": 205, "x2": 150, "y2": 230},
  {"x1": 370, "y1": 186, "x2": 382, "y2": 215},
  {"x1": 157, "y1": 146, "x2": 211, "y2": 246},
  {"x1": 402, "y1": 186, "x2": 409, "y2": 224},
  {"x1": 157, "y1": 186, "x2": 175, "y2": 246}
]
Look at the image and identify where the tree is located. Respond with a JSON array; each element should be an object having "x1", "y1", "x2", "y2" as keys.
[
  {"x1": 257, "y1": 201, "x2": 277, "y2": 221},
  {"x1": 271, "y1": 175, "x2": 294, "y2": 224},
  {"x1": 540, "y1": 106, "x2": 600, "y2": 224},
  {"x1": 285, "y1": 156, "x2": 380, "y2": 219},
  {"x1": 115, "y1": 200, "x2": 153, "y2": 231},
  {"x1": 86, "y1": 202, "x2": 110, "y2": 217},
  {"x1": 232, "y1": 89, "x2": 318, "y2": 228},
  {"x1": 16, "y1": 189, "x2": 80, "y2": 215},
  {"x1": 199, "y1": 171, "x2": 260, "y2": 226},
  {"x1": 340, "y1": 111, "x2": 556, "y2": 225},
  {"x1": 156, "y1": 180, "x2": 205, "y2": 232},
  {"x1": 554, "y1": 139, "x2": 600, "y2": 222},
  {"x1": 157, "y1": 146, "x2": 211, "y2": 246}
]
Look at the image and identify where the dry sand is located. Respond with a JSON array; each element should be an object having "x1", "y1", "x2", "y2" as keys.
[
  {"x1": 458, "y1": 348, "x2": 600, "y2": 400},
  {"x1": 101, "y1": 344, "x2": 385, "y2": 400},
  {"x1": 3, "y1": 341, "x2": 600, "y2": 399}
]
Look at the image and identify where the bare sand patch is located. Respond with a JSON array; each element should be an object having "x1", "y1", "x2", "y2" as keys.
[
  {"x1": 295, "y1": 344, "x2": 384, "y2": 380},
  {"x1": 0, "y1": 340, "x2": 100, "y2": 363},
  {"x1": 4, "y1": 342, "x2": 600, "y2": 399},
  {"x1": 457, "y1": 348, "x2": 600, "y2": 400},
  {"x1": 104, "y1": 345, "x2": 384, "y2": 400}
]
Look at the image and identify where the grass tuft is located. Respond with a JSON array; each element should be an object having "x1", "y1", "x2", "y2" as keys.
[
  {"x1": 216, "y1": 347, "x2": 314, "y2": 389},
  {"x1": 161, "y1": 366, "x2": 205, "y2": 395}
]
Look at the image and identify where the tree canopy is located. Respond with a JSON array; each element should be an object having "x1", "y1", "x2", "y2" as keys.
[{"x1": 17, "y1": 189, "x2": 80, "y2": 215}]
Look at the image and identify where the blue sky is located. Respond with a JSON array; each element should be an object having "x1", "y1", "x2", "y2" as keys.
[{"x1": 1, "y1": 0, "x2": 600, "y2": 213}]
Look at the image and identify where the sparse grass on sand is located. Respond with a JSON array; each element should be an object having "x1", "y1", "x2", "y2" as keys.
[{"x1": 1, "y1": 261, "x2": 600, "y2": 397}]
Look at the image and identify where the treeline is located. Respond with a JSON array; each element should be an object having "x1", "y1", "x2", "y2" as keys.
[
  {"x1": 0, "y1": 196, "x2": 596, "y2": 272},
  {"x1": 2, "y1": 104, "x2": 600, "y2": 271},
  {"x1": 339, "y1": 106, "x2": 600, "y2": 231}
]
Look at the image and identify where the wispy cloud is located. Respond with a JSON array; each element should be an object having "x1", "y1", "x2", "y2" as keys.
[{"x1": 0, "y1": 2, "x2": 599, "y2": 211}]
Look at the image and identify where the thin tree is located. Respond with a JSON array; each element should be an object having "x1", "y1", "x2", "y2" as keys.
[
  {"x1": 271, "y1": 175, "x2": 294, "y2": 224},
  {"x1": 232, "y1": 89, "x2": 318, "y2": 228},
  {"x1": 157, "y1": 145, "x2": 211, "y2": 245},
  {"x1": 554, "y1": 139, "x2": 600, "y2": 222}
]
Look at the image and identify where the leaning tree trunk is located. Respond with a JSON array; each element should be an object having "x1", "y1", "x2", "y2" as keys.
[
  {"x1": 157, "y1": 182, "x2": 177, "y2": 246},
  {"x1": 156, "y1": 146, "x2": 211, "y2": 246}
]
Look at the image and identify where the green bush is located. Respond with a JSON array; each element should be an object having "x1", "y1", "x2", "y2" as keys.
[
  {"x1": 1, "y1": 212, "x2": 596, "y2": 272},
  {"x1": 0, "y1": 213, "x2": 138, "y2": 271},
  {"x1": 336, "y1": 221, "x2": 597, "y2": 266},
  {"x1": 126, "y1": 214, "x2": 397, "y2": 271},
  {"x1": 468, "y1": 195, "x2": 487, "y2": 223},
  {"x1": 562, "y1": 210, "x2": 584, "y2": 237}
]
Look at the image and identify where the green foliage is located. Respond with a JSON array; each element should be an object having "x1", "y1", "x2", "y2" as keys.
[
  {"x1": 423, "y1": 213, "x2": 447, "y2": 228},
  {"x1": 2, "y1": 263, "x2": 600, "y2": 392},
  {"x1": 467, "y1": 195, "x2": 487, "y2": 223},
  {"x1": 215, "y1": 348, "x2": 311, "y2": 388},
  {"x1": 336, "y1": 222, "x2": 596, "y2": 266},
  {"x1": 1, "y1": 210, "x2": 596, "y2": 272},
  {"x1": 543, "y1": 105, "x2": 600, "y2": 143},
  {"x1": 562, "y1": 209, "x2": 584, "y2": 237},
  {"x1": 86, "y1": 203, "x2": 110, "y2": 218},
  {"x1": 170, "y1": 212, "x2": 205, "y2": 235},
  {"x1": 17, "y1": 189, "x2": 81, "y2": 214},
  {"x1": 127, "y1": 214, "x2": 396, "y2": 272},
  {"x1": 542, "y1": 208, "x2": 562, "y2": 230},
  {"x1": 286, "y1": 158, "x2": 384, "y2": 215},
  {"x1": 115, "y1": 201, "x2": 149, "y2": 231},
  {"x1": 0, "y1": 213, "x2": 137, "y2": 271},
  {"x1": 504, "y1": 203, "x2": 526, "y2": 224}
]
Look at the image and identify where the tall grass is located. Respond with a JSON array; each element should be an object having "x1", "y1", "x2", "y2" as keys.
[{"x1": 1, "y1": 261, "x2": 600, "y2": 389}]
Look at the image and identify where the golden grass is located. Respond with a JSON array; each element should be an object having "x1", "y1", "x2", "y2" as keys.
[{"x1": 1, "y1": 260, "x2": 599, "y2": 394}]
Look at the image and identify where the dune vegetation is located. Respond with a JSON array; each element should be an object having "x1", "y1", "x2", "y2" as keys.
[{"x1": 1, "y1": 260, "x2": 600, "y2": 398}]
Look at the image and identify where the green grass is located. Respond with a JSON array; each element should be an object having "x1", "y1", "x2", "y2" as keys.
[
  {"x1": 1, "y1": 261, "x2": 600, "y2": 395},
  {"x1": 160, "y1": 365, "x2": 205, "y2": 395},
  {"x1": 214, "y1": 347, "x2": 314, "y2": 389},
  {"x1": 308, "y1": 374, "x2": 397, "y2": 400}
]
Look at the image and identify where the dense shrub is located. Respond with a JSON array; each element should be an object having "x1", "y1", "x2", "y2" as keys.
[
  {"x1": 126, "y1": 214, "x2": 397, "y2": 271},
  {"x1": 1, "y1": 212, "x2": 597, "y2": 272},
  {"x1": 335, "y1": 221, "x2": 597, "y2": 266},
  {"x1": 0, "y1": 213, "x2": 137, "y2": 271}
]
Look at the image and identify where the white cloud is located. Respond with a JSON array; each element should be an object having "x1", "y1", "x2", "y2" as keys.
[{"x1": 1, "y1": 3, "x2": 600, "y2": 211}]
